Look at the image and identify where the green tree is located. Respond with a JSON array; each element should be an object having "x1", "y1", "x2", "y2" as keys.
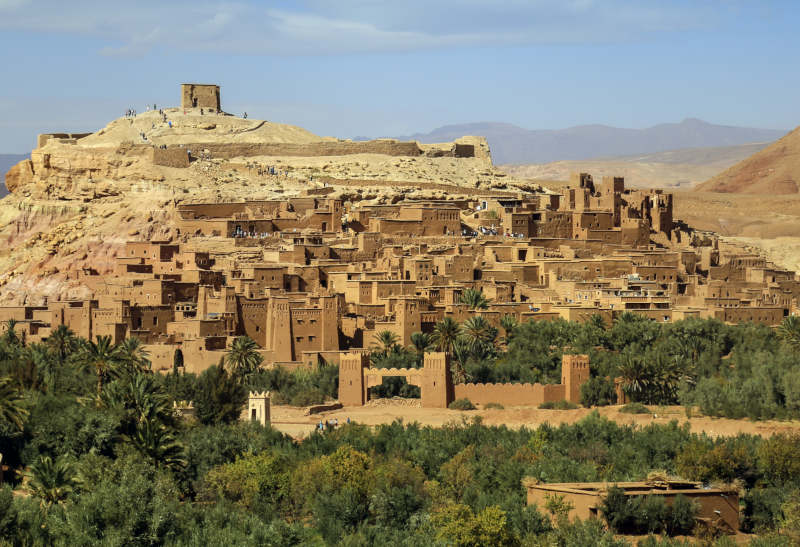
[
  {"x1": 128, "y1": 419, "x2": 186, "y2": 471},
  {"x1": 778, "y1": 315, "x2": 800, "y2": 352},
  {"x1": 225, "y1": 336, "x2": 263, "y2": 377},
  {"x1": 432, "y1": 503, "x2": 517, "y2": 547},
  {"x1": 409, "y1": 331, "x2": 432, "y2": 359},
  {"x1": 499, "y1": 315, "x2": 518, "y2": 345},
  {"x1": 195, "y1": 363, "x2": 247, "y2": 425},
  {"x1": 1, "y1": 319, "x2": 20, "y2": 348},
  {"x1": 45, "y1": 325, "x2": 77, "y2": 391},
  {"x1": 460, "y1": 315, "x2": 498, "y2": 357},
  {"x1": 101, "y1": 373, "x2": 174, "y2": 430},
  {"x1": 458, "y1": 289, "x2": 490, "y2": 310},
  {"x1": 580, "y1": 376, "x2": 616, "y2": 407},
  {"x1": 371, "y1": 330, "x2": 400, "y2": 356},
  {"x1": 0, "y1": 376, "x2": 28, "y2": 430},
  {"x1": 82, "y1": 335, "x2": 121, "y2": 397},
  {"x1": 18, "y1": 344, "x2": 51, "y2": 392},
  {"x1": 24, "y1": 455, "x2": 82, "y2": 508},
  {"x1": 432, "y1": 317, "x2": 460, "y2": 354},
  {"x1": 117, "y1": 337, "x2": 151, "y2": 377}
]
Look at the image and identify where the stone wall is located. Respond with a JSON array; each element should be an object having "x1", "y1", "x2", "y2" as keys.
[
  {"x1": 454, "y1": 382, "x2": 565, "y2": 406},
  {"x1": 189, "y1": 140, "x2": 425, "y2": 159},
  {"x1": 152, "y1": 147, "x2": 190, "y2": 168}
]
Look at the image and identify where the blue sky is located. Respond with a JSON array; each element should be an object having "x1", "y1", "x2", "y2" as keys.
[{"x1": 1, "y1": 0, "x2": 798, "y2": 152}]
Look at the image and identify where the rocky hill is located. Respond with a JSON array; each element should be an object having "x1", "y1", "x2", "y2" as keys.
[
  {"x1": 695, "y1": 125, "x2": 800, "y2": 194},
  {"x1": 0, "y1": 107, "x2": 520, "y2": 305}
]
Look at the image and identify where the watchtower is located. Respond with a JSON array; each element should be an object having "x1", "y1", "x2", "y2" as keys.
[
  {"x1": 421, "y1": 352, "x2": 454, "y2": 408},
  {"x1": 338, "y1": 352, "x2": 369, "y2": 406},
  {"x1": 561, "y1": 354, "x2": 590, "y2": 403},
  {"x1": 181, "y1": 84, "x2": 221, "y2": 111},
  {"x1": 247, "y1": 391, "x2": 270, "y2": 426}
]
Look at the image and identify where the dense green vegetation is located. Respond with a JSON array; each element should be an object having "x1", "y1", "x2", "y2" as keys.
[
  {"x1": 370, "y1": 313, "x2": 800, "y2": 421},
  {"x1": 2, "y1": 317, "x2": 800, "y2": 544}
]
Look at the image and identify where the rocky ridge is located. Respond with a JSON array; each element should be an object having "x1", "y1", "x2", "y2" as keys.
[{"x1": 1, "y1": 108, "x2": 527, "y2": 304}]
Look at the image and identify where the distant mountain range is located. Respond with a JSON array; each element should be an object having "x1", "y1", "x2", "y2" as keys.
[
  {"x1": 387, "y1": 119, "x2": 786, "y2": 165},
  {"x1": 0, "y1": 154, "x2": 26, "y2": 198}
]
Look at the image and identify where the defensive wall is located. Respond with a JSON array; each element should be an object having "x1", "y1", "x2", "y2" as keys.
[
  {"x1": 339, "y1": 352, "x2": 589, "y2": 408},
  {"x1": 37, "y1": 133, "x2": 93, "y2": 148},
  {"x1": 339, "y1": 351, "x2": 455, "y2": 408},
  {"x1": 182, "y1": 140, "x2": 478, "y2": 160},
  {"x1": 454, "y1": 382, "x2": 565, "y2": 405}
]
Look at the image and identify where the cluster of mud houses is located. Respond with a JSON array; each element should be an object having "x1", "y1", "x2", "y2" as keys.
[{"x1": 2, "y1": 174, "x2": 796, "y2": 375}]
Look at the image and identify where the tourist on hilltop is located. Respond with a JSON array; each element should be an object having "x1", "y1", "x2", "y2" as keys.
[{"x1": 243, "y1": 112, "x2": 248, "y2": 119}]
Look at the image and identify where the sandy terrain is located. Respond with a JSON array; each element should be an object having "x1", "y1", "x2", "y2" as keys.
[
  {"x1": 269, "y1": 400, "x2": 800, "y2": 440},
  {"x1": 696, "y1": 124, "x2": 800, "y2": 194}
]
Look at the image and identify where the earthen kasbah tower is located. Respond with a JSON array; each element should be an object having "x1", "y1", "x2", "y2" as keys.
[{"x1": 181, "y1": 84, "x2": 221, "y2": 111}]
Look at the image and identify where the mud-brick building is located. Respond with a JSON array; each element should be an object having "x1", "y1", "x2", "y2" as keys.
[{"x1": 523, "y1": 480, "x2": 739, "y2": 533}]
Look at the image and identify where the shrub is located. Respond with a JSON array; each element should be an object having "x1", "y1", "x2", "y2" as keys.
[
  {"x1": 601, "y1": 486, "x2": 698, "y2": 536},
  {"x1": 484, "y1": 402, "x2": 505, "y2": 410},
  {"x1": 449, "y1": 398, "x2": 476, "y2": 411},
  {"x1": 620, "y1": 402, "x2": 650, "y2": 414},
  {"x1": 538, "y1": 400, "x2": 579, "y2": 410},
  {"x1": 580, "y1": 376, "x2": 616, "y2": 407}
]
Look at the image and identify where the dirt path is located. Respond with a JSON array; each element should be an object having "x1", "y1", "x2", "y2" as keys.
[{"x1": 270, "y1": 401, "x2": 800, "y2": 440}]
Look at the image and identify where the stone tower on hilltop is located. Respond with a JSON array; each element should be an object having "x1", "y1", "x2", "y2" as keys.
[{"x1": 181, "y1": 83, "x2": 221, "y2": 111}]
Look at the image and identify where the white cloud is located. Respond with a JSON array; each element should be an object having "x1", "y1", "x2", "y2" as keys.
[{"x1": 0, "y1": 0, "x2": 729, "y2": 56}]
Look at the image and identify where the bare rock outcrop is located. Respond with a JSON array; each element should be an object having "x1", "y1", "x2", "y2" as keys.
[{"x1": 5, "y1": 159, "x2": 34, "y2": 194}]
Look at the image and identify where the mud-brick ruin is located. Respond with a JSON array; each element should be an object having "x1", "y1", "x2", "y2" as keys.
[{"x1": 2, "y1": 84, "x2": 800, "y2": 407}]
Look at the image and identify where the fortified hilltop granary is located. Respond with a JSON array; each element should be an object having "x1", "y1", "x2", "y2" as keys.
[{"x1": 2, "y1": 85, "x2": 798, "y2": 406}]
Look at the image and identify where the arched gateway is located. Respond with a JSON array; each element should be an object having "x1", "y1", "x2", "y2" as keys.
[{"x1": 338, "y1": 352, "x2": 454, "y2": 408}]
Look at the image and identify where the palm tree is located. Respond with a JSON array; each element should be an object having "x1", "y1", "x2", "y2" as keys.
[
  {"x1": 83, "y1": 335, "x2": 121, "y2": 396},
  {"x1": 409, "y1": 331, "x2": 432, "y2": 359},
  {"x1": 102, "y1": 374, "x2": 172, "y2": 427},
  {"x1": 0, "y1": 376, "x2": 28, "y2": 431},
  {"x1": 450, "y1": 338, "x2": 472, "y2": 384},
  {"x1": 371, "y1": 330, "x2": 400, "y2": 356},
  {"x1": 45, "y1": 325, "x2": 76, "y2": 391},
  {"x1": 2, "y1": 319, "x2": 19, "y2": 347},
  {"x1": 499, "y1": 315, "x2": 518, "y2": 344},
  {"x1": 588, "y1": 314, "x2": 607, "y2": 331},
  {"x1": 23, "y1": 344, "x2": 54, "y2": 392},
  {"x1": 24, "y1": 455, "x2": 82, "y2": 508},
  {"x1": 460, "y1": 316, "x2": 498, "y2": 356},
  {"x1": 225, "y1": 336, "x2": 263, "y2": 377},
  {"x1": 617, "y1": 353, "x2": 650, "y2": 402},
  {"x1": 779, "y1": 315, "x2": 800, "y2": 352},
  {"x1": 458, "y1": 288, "x2": 490, "y2": 310},
  {"x1": 117, "y1": 337, "x2": 152, "y2": 376},
  {"x1": 432, "y1": 317, "x2": 460, "y2": 354},
  {"x1": 129, "y1": 420, "x2": 186, "y2": 470}
]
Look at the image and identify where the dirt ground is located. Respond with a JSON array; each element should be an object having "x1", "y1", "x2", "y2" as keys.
[{"x1": 269, "y1": 400, "x2": 800, "y2": 440}]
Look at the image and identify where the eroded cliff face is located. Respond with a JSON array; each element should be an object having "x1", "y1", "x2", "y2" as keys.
[{"x1": 0, "y1": 108, "x2": 518, "y2": 304}]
